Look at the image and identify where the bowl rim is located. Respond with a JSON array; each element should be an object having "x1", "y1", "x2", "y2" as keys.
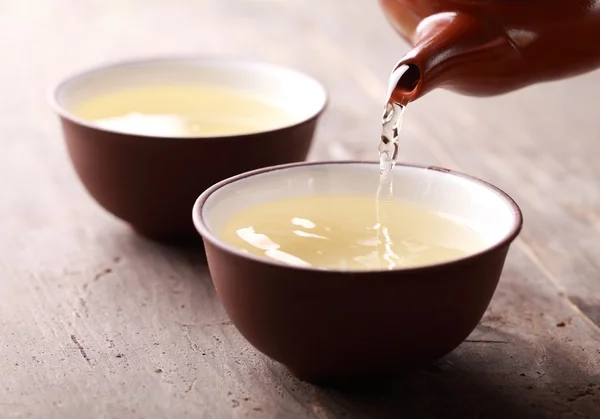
[
  {"x1": 192, "y1": 160, "x2": 523, "y2": 274},
  {"x1": 47, "y1": 53, "x2": 329, "y2": 140}
]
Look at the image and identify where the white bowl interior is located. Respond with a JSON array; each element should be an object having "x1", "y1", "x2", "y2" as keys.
[
  {"x1": 53, "y1": 56, "x2": 327, "y2": 135},
  {"x1": 200, "y1": 163, "x2": 519, "y2": 255}
]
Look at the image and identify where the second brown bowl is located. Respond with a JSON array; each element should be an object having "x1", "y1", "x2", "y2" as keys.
[{"x1": 50, "y1": 55, "x2": 327, "y2": 242}]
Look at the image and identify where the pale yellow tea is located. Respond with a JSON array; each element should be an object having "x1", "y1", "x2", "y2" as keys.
[
  {"x1": 219, "y1": 195, "x2": 485, "y2": 271},
  {"x1": 73, "y1": 84, "x2": 294, "y2": 137}
]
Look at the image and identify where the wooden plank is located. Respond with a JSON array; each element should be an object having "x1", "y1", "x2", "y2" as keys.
[{"x1": 1, "y1": 0, "x2": 599, "y2": 417}]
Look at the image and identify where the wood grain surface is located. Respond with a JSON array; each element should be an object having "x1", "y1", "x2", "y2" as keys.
[{"x1": 2, "y1": 0, "x2": 600, "y2": 418}]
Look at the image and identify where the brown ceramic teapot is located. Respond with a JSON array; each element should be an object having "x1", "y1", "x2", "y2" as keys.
[{"x1": 380, "y1": 0, "x2": 600, "y2": 103}]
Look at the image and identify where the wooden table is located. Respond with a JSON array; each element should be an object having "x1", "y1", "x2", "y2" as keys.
[{"x1": 3, "y1": 1, "x2": 600, "y2": 417}]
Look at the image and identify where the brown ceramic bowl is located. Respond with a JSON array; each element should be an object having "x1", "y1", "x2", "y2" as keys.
[
  {"x1": 192, "y1": 161, "x2": 522, "y2": 384},
  {"x1": 50, "y1": 56, "x2": 327, "y2": 242}
]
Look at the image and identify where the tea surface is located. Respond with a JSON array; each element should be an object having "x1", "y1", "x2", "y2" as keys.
[
  {"x1": 73, "y1": 84, "x2": 294, "y2": 137},
  {"x1": 219, "y1": 194, "x2": 484, "y2": 271}
]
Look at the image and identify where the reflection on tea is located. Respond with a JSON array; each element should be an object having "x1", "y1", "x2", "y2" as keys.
[
  {"x1": 73, "y1": 84, "x2": 294, "y2": 137},
  {"x1": 219, "y1": 194, "x2": 484, "y2": 271}
]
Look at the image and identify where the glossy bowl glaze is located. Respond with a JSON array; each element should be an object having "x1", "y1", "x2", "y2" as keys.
[
  {"x1": 193, "y1": 161, "x2": 522, "y2": 384},
  {"x1": 50, "y1": 55, "x2": 327, "y2": 242}
]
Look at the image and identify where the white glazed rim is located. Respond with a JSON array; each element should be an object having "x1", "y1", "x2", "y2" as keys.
[
  {"x1": 192, "y1": 160, "x2": 523, "y2": 274},
  {"x1": 48, "y1": 54, "x2": 329, "y2": 139}
]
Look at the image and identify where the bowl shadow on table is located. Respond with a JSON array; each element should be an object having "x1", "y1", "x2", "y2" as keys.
[
  {"x1": 114, "y1": 226, "x2": 212, "y2": 288},
  {"x1": 134, "y1": 227, "x2": 208, "y2": 259},
  {"x1": 266, "y1": 327, "x2": 600, "y2": 419},
  {"x1": 108, "y1": 228, "x2": 235, "y2": 327},
  {"x1": 145, "y1": 229, "x2": 208, "y2": 253}
]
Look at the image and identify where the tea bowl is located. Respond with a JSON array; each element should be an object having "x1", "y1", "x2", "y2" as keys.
[
  {"x1": 192, "y1": 161, "x2": 522, "y2": 384},
  {"x1": 50, "y1": 55, "x2": 327, "y2": 242}
]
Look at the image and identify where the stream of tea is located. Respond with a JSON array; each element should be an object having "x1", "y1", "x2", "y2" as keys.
[{"x1": 374, "y1": 95, "x2": 406, "y2": 268}]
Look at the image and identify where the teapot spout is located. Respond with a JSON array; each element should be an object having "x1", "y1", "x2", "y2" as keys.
[{"x1": 388, "y1": 12, "x2": 521, "y2": 104}]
